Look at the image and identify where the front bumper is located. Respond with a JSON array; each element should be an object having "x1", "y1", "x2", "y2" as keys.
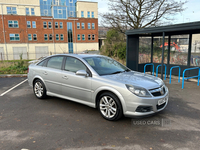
[{"x1": 123, "y1": 88, "x2": 169, "y2": 117}]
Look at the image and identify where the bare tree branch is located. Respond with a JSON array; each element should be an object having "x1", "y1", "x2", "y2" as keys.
[{"x1": 100, "y1": 0, "x2": 187, "y2": 33}]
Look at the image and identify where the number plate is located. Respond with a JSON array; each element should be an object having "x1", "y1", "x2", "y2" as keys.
[{"x1": 158, "y1": 98, "x2": 166, "y2": 106}]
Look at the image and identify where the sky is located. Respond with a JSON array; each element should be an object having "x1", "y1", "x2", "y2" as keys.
[{"x1": 79, "y1": 0, "x2": 200, "y2": 25}]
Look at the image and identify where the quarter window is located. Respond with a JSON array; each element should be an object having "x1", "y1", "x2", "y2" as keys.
[
  {"x1": 9, "y1": 34, "x2": 20, "y2": 41},
  {"x1": 8, "y1": 21, "x2": 18, "y2": 28},
  {"x1": 27, "y1": 21, "x2": 31, "y2": 28},
  {"x1": 64, "y1": 57, "x2": 87, "y2": 73},
  {"x1": 47, "y1": 56, "x2": 64, "y2": 70}
]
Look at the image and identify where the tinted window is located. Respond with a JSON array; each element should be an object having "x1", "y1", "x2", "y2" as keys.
[
  {"x1": 47, "y1": 56, "x2": 64, "y2": 69},
  {"x1": 65, "y1": 57, "x2": 86, "y2": 73},
  {"x1": 38, "y1": 59, "x2": 48, "y2": 66}
]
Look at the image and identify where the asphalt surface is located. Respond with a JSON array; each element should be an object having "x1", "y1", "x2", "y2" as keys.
[{"x1": 0, "y1": 77, "x2": 200, "y2": 150}]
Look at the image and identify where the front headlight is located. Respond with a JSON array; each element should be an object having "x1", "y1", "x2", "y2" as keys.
[{"x1": 126, "y1": 84, "x2": 151, "y2": 97}]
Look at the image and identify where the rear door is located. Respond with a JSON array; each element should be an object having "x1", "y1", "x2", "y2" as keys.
[{"x1": 42, "y1": 56, "x2": 64, "y2": 95}]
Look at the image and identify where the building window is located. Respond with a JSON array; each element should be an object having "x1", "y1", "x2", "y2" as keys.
[
  {"x1": 81, "y1": 23, "x2": 84, "y2": 29},
  {"x1": 44, "y1": 10, "x2": 48, "y2": 15},
  {"x1": 49, "y1": 34, "x2": 52, "y2": 41},
  {"x1": 77, "y1": 34, "x2": 80, "y2": 41},
  {"x1": 33, "y1": 34, "x2": 37, "y2": 41},
  {"x1": 48, "y1": 22, "x2": 52, "y2": 28},
  {"x1": 77, "y1": 23, "x2": 80, "y2": 29},
  {"x1": 27, "y1": 21, "x2": 31, "y2": 28},
  {"x1": 69, "y1": 0, "x2": 73, "y2": 3},
  {"x1": 8, "y1": 21, "x2": 18, "y2": 28},
  {"x1": 87, "y1": 11, "x2": 90, "y2": 18},
  {"x1": 81, "y1": 11, "x2": 84, "y2": 18},
  {"x1": 70, "y1": 11, "x2": 73, "y2": 17},
  {"x1": 28, "y1": 34, "x2": 32, "y2": 41},
  {"x1": 44, "y1": 34, "x2": 48, "y2": 41},
  {"x1": 54, "y1": 0, "x2": 59, "y2": 5},
  {"x1": 92, "y1": 34, "x2": 95, "y2": 40},
  {"x1": 43, "y1": 22, "x2": 47, "y2": 28},
  {"x1": 88, "y1": 23, "x2": 91, "y2": 29},
  {"x1": 7, "y1": 7, "x2": 17, "y2": 15},
  {"x1": 55, "y1": 22, "x2": 58, "y2": 28},
  {"x1": 31, "y1": 8, "x2": 35, "y2": 15},
  {"x1": 82, "y1": 34, "x2": 85, "y2": 41},
  {"x1": 26, "y1": 8, "x2": 29, "y2": 15},
  {"x1": 88, "y1": 34, "x2": 91, "y2": 40},
  {"x1": 92, "y1": 23, "x2": 95, "y2": 29},
  {"x1": 60, "y1": 22, "x2": 63, "y2": 29},
  {"x1": 58, "y1": 9, "x2": 62, "y2": 14},
  {"x1": 92, "y1": 12, "x2": 94, "y2": 18},
  {"x1": 56, "y1": 34, "x2": 59, "y2": 41},
  {"x1": 60, "y1": 34, "x2": 64, "y2": 41},
  {"x1": 9, "y1": 34, "x2": 20, "y2": 41},
  {"x1": 32, "y1": 21, "x2": 36, "y2": 28}
]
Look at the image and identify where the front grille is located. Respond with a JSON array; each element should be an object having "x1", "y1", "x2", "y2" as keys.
[
  {"x1": 136, "y1": 106, "x2": 153, "y2": 112},
  {"x1": 156, "y1": 102, "x2": 166, "y2": 110},
  {"x1": 149, "y1": 85, "x2": 166, "y2": 97}
]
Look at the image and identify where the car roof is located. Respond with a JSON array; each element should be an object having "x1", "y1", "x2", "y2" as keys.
[{"x1": 50, "y1": 54, "x2": 105, "y2": 59}]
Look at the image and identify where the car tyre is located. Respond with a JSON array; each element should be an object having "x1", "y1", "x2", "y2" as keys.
[
  {"x1": 33, "y1": 79, "x2": 47, "y2": 99},
  {"x1": 98, "y1": 92, "x2": 123, "y2": 121}
]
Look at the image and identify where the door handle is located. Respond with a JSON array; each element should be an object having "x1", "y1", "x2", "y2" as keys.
[
  {"x1": 43, "y1": 71, "x2": 48, "y2": 75},
  {"x1": 62, "y1": 76, "x2": 68, "y2": 80}
]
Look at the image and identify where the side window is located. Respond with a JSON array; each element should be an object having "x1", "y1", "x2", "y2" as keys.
[
  {"x1": 47, "y1": 56, "x2": 64, "y2": 70},
  {"x1": 37, "y1": 59, "x2": 48, "y2": 66},
  {"x1": 65, "y1": 57, "x2": 87, "y2": 73}
]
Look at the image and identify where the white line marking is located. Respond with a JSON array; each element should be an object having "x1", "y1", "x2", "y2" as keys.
[{"x1": 0, "y1": 79, "x2": 28, "y2": 96}]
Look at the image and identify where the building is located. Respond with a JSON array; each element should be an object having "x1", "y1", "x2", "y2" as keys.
[{"x1": 0, "y1": 0, "x2": 98, "y2": 60}]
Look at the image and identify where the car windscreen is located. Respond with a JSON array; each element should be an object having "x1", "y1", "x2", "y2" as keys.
[{"x1": 83, "y1": 56, "x2": 130, "y2": 76}]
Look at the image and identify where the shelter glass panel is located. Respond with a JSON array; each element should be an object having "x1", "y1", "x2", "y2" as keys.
[
  {"x1": 191, "y1": 34, "x2": 200, "y2": 67},
  {"x1": 170, "y1": 35, "x2": 189, "y2": 65},
  {"x1": 139, "y1": 37, "x2": 151, "y2": 64}
]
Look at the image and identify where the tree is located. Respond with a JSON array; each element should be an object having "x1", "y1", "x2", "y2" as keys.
[
  {"x1": 101, "y1": 0, "x2": 187, "y2": 33},
  {"x1": 100, "y1": 29, "x2": 126, "y2": 62}
]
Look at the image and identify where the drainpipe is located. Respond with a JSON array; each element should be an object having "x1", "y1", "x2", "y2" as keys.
[{"x1": 1, "y1": 4, "x2": 8, "y2": 60}]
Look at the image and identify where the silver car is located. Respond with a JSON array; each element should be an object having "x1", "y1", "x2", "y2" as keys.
[{"x1": 28, "y1": 54, "x2": 169, "y2": 121}]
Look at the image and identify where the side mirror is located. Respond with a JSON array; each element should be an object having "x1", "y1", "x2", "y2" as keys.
[{"x1": 75, "y1": 70, "x2": 89, "y2": 77}]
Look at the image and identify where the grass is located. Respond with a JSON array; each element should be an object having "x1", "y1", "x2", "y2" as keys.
[{"x1": 0, "y1": 59, "x2": 30, "y2": 74}]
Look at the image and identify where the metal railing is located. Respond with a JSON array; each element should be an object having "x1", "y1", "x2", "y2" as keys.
[
  {"x1": 144, "y1": 63, "x2": 154, "y2": 75},
  {"x1": 156, "y1": 64, "x2": 167, "y2": 80},
  {"x1": 182, "y1": 67, "x2": 200, "y2": 89},
  {"x1": 169, "y1": 66, "x2": 181, "y2": 84}
]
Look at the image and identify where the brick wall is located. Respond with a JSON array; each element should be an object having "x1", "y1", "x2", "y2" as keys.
[{"x1": 0, "y1": 15, "x2": 98, "y2": 44}]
